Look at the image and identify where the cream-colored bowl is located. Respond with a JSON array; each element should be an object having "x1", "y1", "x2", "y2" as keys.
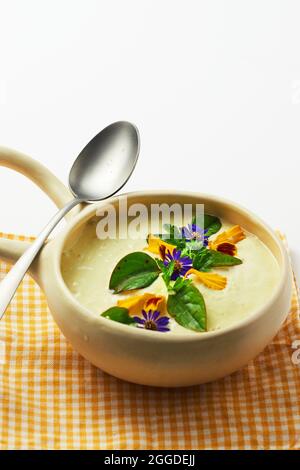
[{"x1": 0, "y1": 147, "x2": 292, "y2": 387}]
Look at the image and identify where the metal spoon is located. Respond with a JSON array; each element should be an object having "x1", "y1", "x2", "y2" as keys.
[{"x1": 0, "y1": 121, "x2": 140, "y2": 319}]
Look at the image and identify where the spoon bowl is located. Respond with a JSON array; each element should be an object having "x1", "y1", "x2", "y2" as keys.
[{"x1": 69, "y1": 121, "x2": 140, "y2": 201}]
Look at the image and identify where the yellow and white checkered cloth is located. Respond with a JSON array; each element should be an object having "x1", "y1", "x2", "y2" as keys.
[{"x1": 0, "y1": 232, "x2": 300, "y2": 450}]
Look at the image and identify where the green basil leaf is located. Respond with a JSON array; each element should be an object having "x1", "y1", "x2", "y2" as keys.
[
  {"x1": 192, "y1": 247, "x2": 214, "y2": 272},
  {"x1": 101, "y1": 307, "x2": 136, "y2": 325},
  {"x1": 167, "y1": 282, "x2": 207, "y2": 332},
  {"x1": 192, "y1": 214, "x2": 222, "y2": 237},
  {"x1": 204, "y1": 214, "x2": 222, "y2": 237},
  {"x1": 109, "y1": 252, "x2": 160, "y2": 293},
  {"x1": 208, "y1": 250, "x2": 242, "y2": 267}
]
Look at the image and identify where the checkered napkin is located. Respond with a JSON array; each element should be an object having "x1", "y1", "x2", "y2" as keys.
[{"x1": 0, "y1": 232, "x2": 299, "y2": 450}]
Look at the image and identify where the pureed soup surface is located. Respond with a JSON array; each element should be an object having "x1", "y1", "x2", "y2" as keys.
[{"x1": 61, "y1": 216, "x2": 280, "y2": 334}]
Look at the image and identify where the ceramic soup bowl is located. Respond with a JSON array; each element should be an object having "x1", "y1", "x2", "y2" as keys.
[{"x1": 0, "y1": 147, "x2": 292, "y2": 387}]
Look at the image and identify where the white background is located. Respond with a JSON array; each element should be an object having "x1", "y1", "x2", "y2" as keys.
[{"x1": 0, "y1": 0, "x2": 299, "y2": 278}]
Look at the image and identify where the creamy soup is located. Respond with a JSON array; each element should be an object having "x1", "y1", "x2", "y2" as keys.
[{"x1": 61, "y1": 217, "x2": 280, "y2": 334}]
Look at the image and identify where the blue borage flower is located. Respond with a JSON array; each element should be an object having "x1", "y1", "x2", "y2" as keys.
[
  {"x1": 133, "y1": 309, "x2": 170, "y2": 332},
  {"x1": 182, "y1": 224, "x2": 209, "y2": 247},
  {"x1": 164, "y1": 249, "x2": 192, "y2": 280}
]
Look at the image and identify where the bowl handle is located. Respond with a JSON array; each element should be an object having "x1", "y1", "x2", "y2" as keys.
[{"x1": 0, "y1": 146, "x2": 82, "y2": 266}]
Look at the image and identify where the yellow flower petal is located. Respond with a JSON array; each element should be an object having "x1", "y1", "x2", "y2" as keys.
[
  {"x1": 209, "y1": 225, "x2": 245, "y2": 254},
  {"x1": 211, "y1": 225, "x2": 245, "y2": 245},
  {"x1": 145, "y1": 235, "x2": 176, "y2": 258},
  {"x1": 117, "y1": 293, "x2": 166, "y2": 316},
  {"x1": 185, "y1": 268, "x2": 227, "y2": 290}
]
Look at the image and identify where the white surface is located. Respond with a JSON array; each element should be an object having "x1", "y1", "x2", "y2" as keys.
[{"x1": 0, "y1": 0, "x2": 299, "y2": 279}]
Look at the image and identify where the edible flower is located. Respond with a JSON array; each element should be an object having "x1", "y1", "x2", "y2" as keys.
[
  {"x1": 185, "y1": 268, "x2": 227, "y2": 290},
  {"x1": 182, "y1": 224, "x2": 209, "y2": 247},
  {"x1": 117, "y1": 293, "x2": 170, "y2": 332},
  {"x1": 117, "y1": 293, "x2": 166, "y2": 316},
  {"x1": 209, "y1": 225, "x2": 245, "y2": 256},
  {"x1": 164, "y1": 249, "x2": 193, "y2": 280},
  {"x1": 145, "y1": 235, "x2": 176, "y2": 257},
  {"x1": 133, "y1": 309, "x2": 170, "y2": 332}
]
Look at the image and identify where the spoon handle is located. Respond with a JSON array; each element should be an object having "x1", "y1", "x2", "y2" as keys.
[{"x1": 0, "y1": 198, "x2": 80, "y2": 320}]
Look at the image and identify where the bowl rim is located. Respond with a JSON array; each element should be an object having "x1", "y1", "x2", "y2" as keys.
[{"x1": 52, "y1": 190, "x2": 289, "y2": 342}]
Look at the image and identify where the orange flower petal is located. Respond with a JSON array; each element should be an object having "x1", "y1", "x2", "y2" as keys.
[
  {"x1": 209, "y1": 225, "x2": 245, "y2": 254},
  {"x1": 145, "y1": 235, "x2": 176, "y2": 258},
  {"x1": 117, "y1": 293, "x2": 166, "y2": 315},
  {"x1": 117, "y1": 293, "x2": 153, "y2": 313},
  {"x1": 144, "y1": 295, "x2": 166, "y2": 311},
  {"x1": 212, "y1": 225, "x2": 245, "y2": 245},
  {"x1": 185, "y1": 268, "x2": 227, "y2": 290}
]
